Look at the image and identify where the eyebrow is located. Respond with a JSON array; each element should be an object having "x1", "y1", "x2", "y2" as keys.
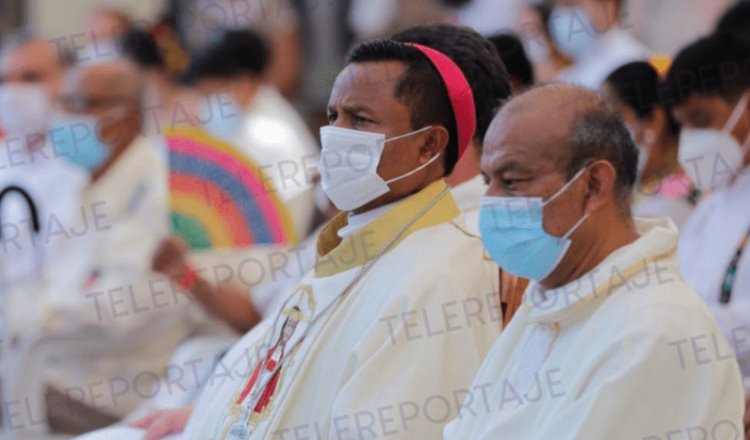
[
  {"x1": 327, "y1": 103, "x2": 375, "y2": 115},
  {"x1": 494, "y1": 160, "x2": 532, "y2": 175}
]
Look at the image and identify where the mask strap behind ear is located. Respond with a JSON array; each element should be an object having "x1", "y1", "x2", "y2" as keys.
[
  {"x1": 385, "y1": 152, "x2": 442, "y2": 185},
  {"x1": 723, "y1": 93, "x2": 749, "y2": 133},
  {"x1": 543, "y1": 166, "x2": 589, "y2": 206}
]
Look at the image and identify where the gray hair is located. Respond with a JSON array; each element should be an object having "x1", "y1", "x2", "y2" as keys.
[{"x1": 567, "y1": 106, "x2": 639, "y2": 209}]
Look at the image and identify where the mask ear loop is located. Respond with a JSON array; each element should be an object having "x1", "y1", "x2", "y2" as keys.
[
  {"x1": 542, "y1": 165, "x2": 591, "y2": 243},
  {"x1": 385, "y1": 152, "x2": 442, "y2": 184},
  {"x1": 542, "y1": 165, "x2": 589, "y2": 206},
  {"x1": 723, "y1": 93, "x2": 749, "y2": 134}
]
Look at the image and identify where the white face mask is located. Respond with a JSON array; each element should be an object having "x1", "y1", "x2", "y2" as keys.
[
  {"x1": 678, "y1": 93, "x2": 750, "y2": 191},
  {"x1": 0, "y1": 84, "x2": 51, "y2": 144},
  {"x1": 318, "y1": 125, "x2": 440, "y2": 211}
]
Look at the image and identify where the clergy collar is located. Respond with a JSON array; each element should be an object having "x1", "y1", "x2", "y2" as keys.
[
  {"x1": 314, "y1": 179, "x2": 459, "y2": 278},
  {"x1": 523, "y1": 217, "x2": 679, "y2": 326}
]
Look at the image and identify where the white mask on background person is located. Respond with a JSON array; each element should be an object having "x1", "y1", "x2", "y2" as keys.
[
  {"x1": 318, "y1": 125, "x2": 439, "y2": 211},
  {"x1": 678, "y1": 93, "x2": 750, "y2": 191},
  {"x1": 549, "y1": 6, "x2": 600, "y2": 61},
  {"x1": 0, "y1": 84, "x2": 51, "y2": 143}
]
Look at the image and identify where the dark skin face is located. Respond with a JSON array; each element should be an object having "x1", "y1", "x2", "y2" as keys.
[
  {"x1": 326, "y1": 61, "x2": 449, "y2": 214},
  {"x1": 672, "y1": 93, "x2": 750, "y2": 167},
  {"x1": 57, "y1": 61, "x2": 143, "y2": 182},
  {"x1": 601, "y1": 83, "x2": 678, "y2": 184},
  {"x1": 482, "y1": 85, "x2": 637, "y2": 289}
]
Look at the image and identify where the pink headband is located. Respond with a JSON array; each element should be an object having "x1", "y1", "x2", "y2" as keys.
[{"x1": 404, "y1": 42, "x2": 476, "y2": 159}]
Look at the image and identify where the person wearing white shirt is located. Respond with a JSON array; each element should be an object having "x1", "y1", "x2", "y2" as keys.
[
  {"x1": 549, "y1": 0, "x2": 649, "y2": 89},
  {"x1": 664, "y1": 32, "x2": 750, "y2": 426},
  {"x1": 0, "y1": 30, "x2": 89, "y2": 288},
  {"x1": 445, "y1": 84, "x2": 743, "y2": 439},
  {"x1": 1, "y1": 60, "x2": 204, "y2": 438}
]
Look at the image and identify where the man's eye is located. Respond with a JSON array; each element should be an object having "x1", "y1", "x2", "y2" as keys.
[
  {"x1": 353, "y1": 115, "x2": 371, "y2": 125},
  {"x1": 327, "y1": 112, "x2": 338, "y2": 124},
  {"x1": 502, "y1": 178, "x2": 527, "y2": 190}
]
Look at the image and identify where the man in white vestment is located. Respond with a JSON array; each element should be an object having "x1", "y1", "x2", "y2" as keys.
[
  {"x1": 663, "y1": 32, "x2": 750, "y2": 426},
  {"x1": 444, "y1": 84, "x2": 744, "y2": 439},
  {"x1": 78, "y1": 25, "x2": 516, "y2": 440}
]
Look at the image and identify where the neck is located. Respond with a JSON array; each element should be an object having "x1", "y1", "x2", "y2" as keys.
[
  {"x1": 641, "y1": 135, "x2": 679, "y2": 185},
  {"x1": 445, "y1": 142, "x2": 480, "y2": 187},
  {"x1": 541, "y1": 215, "x2": 639, "y2": 290}
]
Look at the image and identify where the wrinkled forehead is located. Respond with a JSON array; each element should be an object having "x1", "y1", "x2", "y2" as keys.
[
  {"x1": 0, "y1": 40, "x2": 59, "y2": 73},
  {"x1": 329, "y1": 61, "x2": 408, "y2": 105}
]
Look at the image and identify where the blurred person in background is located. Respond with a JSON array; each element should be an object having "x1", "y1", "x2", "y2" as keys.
[
  {"x1": 549, "y1": 0, "x2": 648, "y2": 88},
  {"x1": 663, "y1": 31, "x2": 750, "y2": 427},
  {"x1": 602, "y1": 61, "x2": 696, "y2": 228},
  {"x1": 626, "y1": 0, "x2": 734, "y2": 55},
  {"x1": 457, "y1": 0, "x2": 526, "y2": 36},
  {"x1": 515, "y1": 1, "x2": 571, "y2": 82},
  {"x1": 717, "y1": 0, "x2": 750, "y2": 38},
  {"x1": 2, "y1": 59, "x2": 205, "y2": 436},
  {"x1": 185, "y1": 29, "x2": 318, "y2": 241},
  {"x1": 348, "y1": 0, "x2": 468, "y2": 41},
  {"x1": 178, "y1": 0, "x2": 303, "y2": 98},
  {"x1": 76, "y1": 8, "x2": 135, "y2": 65},
  {"x1": 0, "y1": 29, "x2": 87, "y2": 287},
  {"x1": 119, "y1": 29, "x2": 204, "y2": 137},
  {"x1": 488, "y1": 33, "x2": 534, "y2": 93}
]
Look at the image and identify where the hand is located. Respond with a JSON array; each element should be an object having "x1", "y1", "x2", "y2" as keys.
[
  {"x1": 152, "y1": 237, "x2": 190, "y2": 279},
  {"x1": 744, "y1": 394, "x2": 750, "y2": 440},
  {"x1": 129, "y1": 407, "x2": 194, "y2": 440}
]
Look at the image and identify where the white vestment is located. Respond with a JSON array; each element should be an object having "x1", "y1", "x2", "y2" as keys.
[
  {"x1": 444, "y1": 218, "x2": 744, "y2": 439},
  {"x1": 680, "y1": 170, "x2": 750, "y2": 390},
  {"x1": 2, "y1": 137, "x2": 205, "y2": 435},
  {"x1": 84, "y1": 179, "x2": 502, "y2": 439}
]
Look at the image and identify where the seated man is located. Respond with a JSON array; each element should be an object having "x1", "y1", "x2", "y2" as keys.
[
  {"x1": 445, "y1": 84, "x2": 743, "y2": 439},
  {"x1": 80, "y1": 25, "x2": 513, "y2": 440},
  {"x1": 663, "y1": 31, "x2": 750, "y2": 422},
  {"x1": 2, "y1": 60, "x2": 204, "y2": 436}
]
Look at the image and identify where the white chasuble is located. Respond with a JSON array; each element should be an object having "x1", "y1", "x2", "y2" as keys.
[
  {"x1": 179, "y1": 179, "x2": 501, "y2": 439},
  {"x1": 444, "y1": 218, "x2": 744, "y2": 440}
]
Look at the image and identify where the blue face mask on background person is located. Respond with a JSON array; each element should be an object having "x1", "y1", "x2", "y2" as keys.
[
  {"x1": 479, "y1": 167, "x2": 590, "y2": 281},
  {"x1": 49, "y1": 113, "x2": 111, "y2": 172},
  {"x1": 549, "y1": 6, "x2": 600, "y2": 61},
  {"x1": 200, "y1": 93, "x2": 243, "y2": 142}
]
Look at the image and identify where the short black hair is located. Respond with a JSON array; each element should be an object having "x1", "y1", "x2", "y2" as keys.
[
  {"x1": 661, "y1": 31, "x2": 750, "y2": 107},
  {"x1": 184, "y1": 30, "x2": 269, "y2": 84},
  {"x1": 605, "y1": 61, "x2": 679, "y2": 135},
  {"x1": 488, "y1": 33, "x2": 534, "y2": 88},
  {"x1": 120, "y1": 29, "x2": 164, "y2": 70},
  {"x1": 348, "y1": 25, "x2": 511, "y2": 176},
  {"x1": 717, "y1": 1, "x2": 750, "y2": 37}
]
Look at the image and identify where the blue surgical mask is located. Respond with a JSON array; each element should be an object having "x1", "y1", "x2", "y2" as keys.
[
  {"x1": 49, "y1": 113, "x2": 111, "y2": 172},
  {"x1": 199, "y1": 93, "x2": 243, "y2": 142},
  {"x1": 479, "y1": 167, "x2": 590, "y2": 281},
  {"x1": 549, "y1": 6, "x2": 599, "y2": 61}
]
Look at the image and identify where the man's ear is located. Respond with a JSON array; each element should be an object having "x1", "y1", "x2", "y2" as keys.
[
  {"x1": 584, "y1": 160, "x2": 618, "y2": 215},
  {"x1": 419, "y1": 125, "x2": 450, "y2": 162}
]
